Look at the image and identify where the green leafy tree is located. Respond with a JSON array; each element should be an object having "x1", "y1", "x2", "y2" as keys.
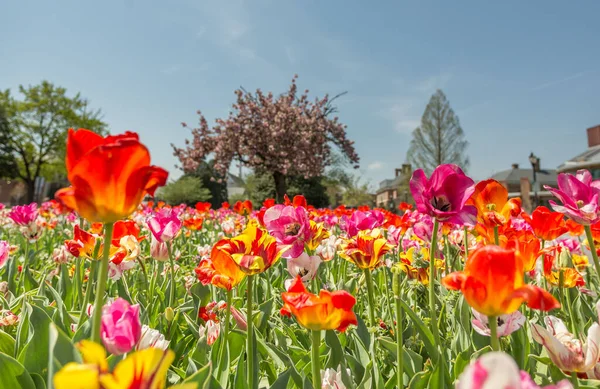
[
  {"x1": 188, "y1": 160, "x2": 228, "y2": 209},
  {"x1": 0, "y1": 104, "x2": 17, "y2": 178},
  {"x1": 156, "y1": 176, "x2": 211, "y2": 206},
  {"x1": 341, "y1": 175, "x2": 374, "y2": 207},
  {"x1": 0, "y1": 81, "x2": 107, "y2": 202},
  {"x1": 406, "y1": 89, "x2": 469, "y2": 174}
]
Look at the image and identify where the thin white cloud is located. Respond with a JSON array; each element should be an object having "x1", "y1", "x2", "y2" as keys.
[
  {"x1": 368, "y1": 161, "x2": 385, "y2": 170},
  {"x1": 161, "y1": 65, "x2": 181, "y2": 75},
  {"x1": 530, "y1": 71, "x2": 587, "y2": 91},
  {"x1": 380, "y1": 99, "x2": 421, "y2": 134},
  {"x1": 195, "y1": 27, "x2": 206, "y2": 39}
]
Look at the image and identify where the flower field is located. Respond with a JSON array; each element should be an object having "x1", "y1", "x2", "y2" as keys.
[{"x1": 2, "y1": 129, "x2": 600, "y2": 389}]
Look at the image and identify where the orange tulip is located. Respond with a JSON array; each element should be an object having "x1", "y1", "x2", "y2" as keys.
[
  {"x1": 442, "y1": 245, "x2": 559, "y2": 316},
  {"x1": 195, "y1": 202, "x2": 211, "y2": 213},
  {"x1": 338, "y1": 229, "x2": 393, "y2": 270},
  {"x1": 468, "y1": 179, "x2": 521, "y2": 227},
  {"x1": 521, "y1": 206, "x2": 568, "y2": 241},
  {"x1": 502, "y1": 230, "x2": 542, "y2": 272},
  {"x1": 565, "y1": 219, "x2": 584, "y2": 236},
  {"x1": 195, "y1": 242, "x2": 247, "y2": 290},
  {"x1": 211, "y1": 224, "x2": 288, "y2": 275},
  {"x1": 183, "y1": 216, "x2": 204, "y2": 231},
  {"x1": 56, "y1": 129, "x2": 168, "y2": 223},
  {"x1": 280, "y1": 275, "x2": 358, "y2": 332},
  {"x1": 65, "y1": 225, "x2": 98, "y2": 260},
  {"x1": 112, "y1": 220, "x2": 143, "y2": 246},
  {"x1": 233, "y1": 200, "x2": 253, "y2": 216},
  {"x1": 543, "y1": 247, "x2": 585, "y2": 288}
]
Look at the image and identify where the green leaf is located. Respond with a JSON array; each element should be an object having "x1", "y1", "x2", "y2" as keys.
[
  {"x1": 47, "y1": 323, "x2": 81, "y2": 389},
  {"x1": 0, "y1": 330, "x2": 16, "y2": 357},
  {"x1": 181, "y1": 363, "x2": 215, "y2": 389},
  {"x1": 30, "y1": 373, "x2": 46, "y2": 389},
  {"x1": 397, "y1": 299, "x2": 439, "y2": 361},
  {"x1": 0, "y1": 352, "x2": 37, "y2": 389},
  {"x1": 268, "y1": 368, "x2": 291, "y2": 389},
  {"x1": 325, "y1": 330, "x2": 343, "y2": 369},
  {"x1": 18, "y1": 303, "x2": 52, "y2": 378}
]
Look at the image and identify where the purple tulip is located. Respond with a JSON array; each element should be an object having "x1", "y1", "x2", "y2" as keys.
[
  {"x1": 263, "y1": 204, "x2": 311, "y2": 258},
  {"x1": 545, "y1": 169, "x2": 600, "y2": 225},
  {"x1": 148, "y1": 208, "x2": 182, "y2": 243},
  {"x1": 100, "y1": 298, "x2": 142, "y2": 355},
  {"x1": 409, "y1": 164, "x2": 476, "y2": 225}
]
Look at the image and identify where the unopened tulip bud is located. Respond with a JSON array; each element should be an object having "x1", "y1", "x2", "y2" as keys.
[{"x1": 165, "y1": 307, "x2": 175, "y2": 322}]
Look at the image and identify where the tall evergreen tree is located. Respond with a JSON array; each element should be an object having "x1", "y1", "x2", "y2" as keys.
[{"x1": 406, "y1": 89, "x2": 469, "y2": 174}]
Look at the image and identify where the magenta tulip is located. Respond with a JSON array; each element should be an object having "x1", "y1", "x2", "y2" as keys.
[
  {"x1": 263, "y1": 204, "x2": 311, "y2": 258},
  {"x1": 409, "y1": 164, "x2": 476, "y2": 225},
  {"x1": 545, "y1": 170, "x2": 600, "y2": 225},
  {"x1": 8, "y1": 203, "x2": 38, "y2": 227},
  {"x1": 148, "y1": 208, "x2": 182, "y2": 242},
  {"x1": 100, "y1": 298, "x2": 142, "y2": 355},
  {"x1": 339, "y1": 209, "x2": 384, "y2": 237}
]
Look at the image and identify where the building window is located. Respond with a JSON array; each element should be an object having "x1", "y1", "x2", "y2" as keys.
[{"x1": 592, "y1": 169, "x2": 600, "y2": 180}]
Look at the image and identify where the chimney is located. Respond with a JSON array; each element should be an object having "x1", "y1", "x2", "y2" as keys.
[
  {"x1": 520, "y1": 177, "x2": 532, "y2": 213},
  {"x1": 402, "y1": 163, "x2": 412, "y2": 176},
  {"x1": 395, "y1": 168, "x2": 401, "y2": 177},
  {"x1": 587, "y1": 125, "x2": 600, "y2": 148},
  {"x1": 512, "y1": 163, "x2": 519, "y2": 169}
]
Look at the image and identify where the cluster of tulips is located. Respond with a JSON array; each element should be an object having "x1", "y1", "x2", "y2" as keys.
[{"x1": 2, "y1": 129, "x2": 600, "y2": 389}]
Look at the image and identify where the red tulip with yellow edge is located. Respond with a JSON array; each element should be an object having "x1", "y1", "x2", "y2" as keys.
[
  {"x1": 468, "y1": 179, "x2": 521, "y2": 227},
  {"x1": 55, "y1": 128, "x2": 168, "y2": 223},
  {"x1": 212, "y1": 223, "x2": 288, "y2": 275},
  {"x1": 442, "y1": 245, "x2": 559, "y2": 317},
  {"x1": 305, "y1": 220, "x2": 331, "y2": 252},
  {"x1": 338, "y1": 228, "x2": 393, "y2": 270},
  {"x1": 53, "y1": 340, "x2": 174, "y2": 389},
  {"x1": 280, "y1": 275, "x2": 358, "y2": 332}
]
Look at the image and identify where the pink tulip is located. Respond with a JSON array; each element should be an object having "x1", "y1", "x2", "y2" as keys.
[
  {"x1": 150, "y1": 235, "x2": 169, "y2": 261},
  {"x1": 532, "y1": 300, "x2": 600, "y2": 374},
  {"x1": 264, "y1": 204, "x2": 311, "y2": 258},
  {"x1": 8, "y1": 203, "x2": 38, "y2": 227},
  {"x1": 409, "y1": 164, "x2": 476, "y2": 225},
  {"x1": 471, "y1": 308, "x2": 525, "y2": 337},
  {"x1": 284, "y1": 252, "x2": 322, "y2": 289},
  {"x1": 148, "y1": 208, "x2": 182, "y2": 243},
  {"x1": 100, "y1": 298, "x2": 142, "y2": 355},
  {"x1": 457, "y1": 352, "x2": 572, "y2": 389},
  {"x1": 230, "y1": 306, "x2": 247, "y2": 331},
  {"x1": 545, "y1": 170, "x2": 600, "y2": 225},
  {"x1": 339, "y1": 210, "x2": 384, "y2": 237},
  {"x1": 0, "y1": 241, "x2": 9, "y2": 269}
]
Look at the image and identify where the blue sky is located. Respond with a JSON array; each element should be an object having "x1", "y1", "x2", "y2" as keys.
[{"x1": 1, "y1": 0, "x2": 599, "y2": 189}]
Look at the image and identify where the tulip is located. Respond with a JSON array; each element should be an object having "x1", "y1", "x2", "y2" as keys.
[
  {"x1": 8, "y1": 203, "x2": 38, "y2": 227},
  {"x1": 111, "y1": 219, "x2": 143, "y2": 246},
  {"x1": 195, "y1": 242, "x2": 246, "y2": 290},
  {"x1": 54, "y1": 340, "x2": 174, "y2": 389},
  {"x1": 532, "y1": 300, "x2": 600, "y2": 375},
  {"x1": 150, "y1": 235, "x2": 169, "y2": 261},
  {"x1": 471, "y1": 308, "x2": 525, "y2": 337},
  {"x1": 0, "y1": 241, "x2": 9, "y2": 268},
  {"x1": 545, "y1": 170, "x2": 600, "y2": 225},
  {"x1": 233, "y1": 200, "x2": 253, "y2": 215},
  {"x1": 457, "y1": 351, "x2": 572, "y2": 389},
  {"x1": 284, "y1": 252, "x2": 322, "y2": 289},
  {"x1": 52, "y1": 246, "x2": 70, "y2": 264},
  {"x1": 305, "y1": 221, "x2": 331, "y2": 252},
  {"x1": 338, "y1": 229, "x2": 392, "y2": 271},
  {"x1": 468, "y1": 179, "x2": 521, "y2": 227},
  {"x1": 281, "y1": 275, "x2": 357, "y2": 389},
  {"x1": 321, "y1": 366, "x2": 351, "y2": 389},
  {"x1": 443, "y1": 245, "x2": 559, "y2": 350},
  {"x1": 264, "y1": 204, "x2": 311, "y2": 258},
  {"x1": 315, "y1": 235, "x2": 340, "y2": 261},
  {"x1": 409, "y1": 164, "x2": 477, "y2": 225},
  {"x1": 148, "y1": 208, "x2": 182, "y2": 243},
  {"x1": 522, "y1": 206, "x2": 569, "y2": 241},
  {"x1": 100, "y1": 298, "x2": 142, "y2": 355},
  {"x1": 339, "y1": 209, "x2": 384, "y2": 237},
  {"x1": 136, "y1": 325, "x2": 170, "y2": 351},
  {"x1": 199, "y1": 319, "x2": 220, "y2": 346},
  {"x1": 55, "y1": 129, "x2": 168, "y2": 223}
]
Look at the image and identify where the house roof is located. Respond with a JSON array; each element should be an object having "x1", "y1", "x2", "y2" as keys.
[
  {"x1": 490, "y1": 168, "x2": 557, "y2": 185},
  {"x1": 377, "y1": 172, "x2": 410, "y2": 193},
  {"x1": 227, "y1": 173, "x2": 245, "y2": 188},
  {"x1": 557, "y1": 145, "x2": 600, "y2": 172}
]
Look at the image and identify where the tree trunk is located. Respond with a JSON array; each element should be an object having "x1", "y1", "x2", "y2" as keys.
[
  {"x1": 25, "y1": 179, "x2": 35, "y2": 204},
  {"x1": 272, "y1": 171, "x2": 287, "y2": 203}
]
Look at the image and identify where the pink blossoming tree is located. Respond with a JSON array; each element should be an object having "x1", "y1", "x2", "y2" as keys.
[{"x1": 172, "y1": 76, "x2": 360, "y2": 202}]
